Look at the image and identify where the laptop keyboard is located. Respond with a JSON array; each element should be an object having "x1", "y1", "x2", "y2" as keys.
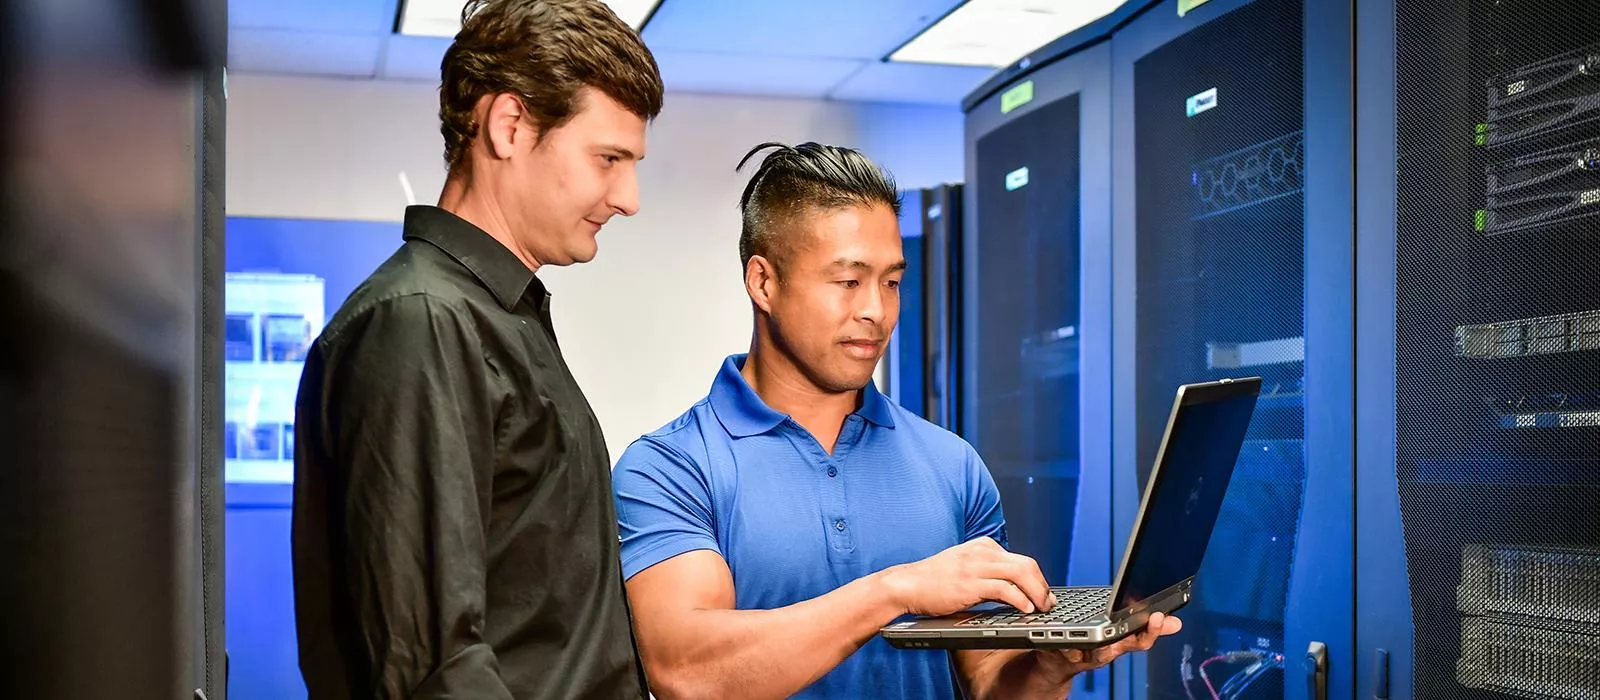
[{"x1": 957, "y1": 587, "x2": 1112, "y2": 626}]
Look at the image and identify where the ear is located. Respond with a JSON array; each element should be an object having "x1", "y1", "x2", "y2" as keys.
[
  {"x1": 745, "y1": 255, "x2": 779, "y2": 314},
  {"x1": 482, "y1": 93, "x2": 532, "y2": 160}
]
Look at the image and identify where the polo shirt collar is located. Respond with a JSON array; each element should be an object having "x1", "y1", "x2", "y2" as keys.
[
  {"x1": 402, "y1": 205, "x2": 541, "y2": 311},
  {"x1": 709, "y1": 354, "x2": 897, "y2": 438}
]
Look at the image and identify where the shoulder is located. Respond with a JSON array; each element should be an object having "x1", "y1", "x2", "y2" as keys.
[
  {"x1": 613, "y1": 398, "x2": 719, "y2": 478},
  {"x1": 317, "y1": 246, "x2": 479, "y2": 350}
]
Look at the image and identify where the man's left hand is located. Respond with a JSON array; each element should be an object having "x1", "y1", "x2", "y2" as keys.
[{"x1": 1034, "y1": 612, "x2": 1183, "y2": 682}]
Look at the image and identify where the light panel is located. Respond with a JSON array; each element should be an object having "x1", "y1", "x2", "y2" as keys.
[
  {"x1": 890, "y1": 0, "x2": 1124, "y2": 68},
  {"x1": 397, "y1": 0, "x2": 661, "y2": 37}
]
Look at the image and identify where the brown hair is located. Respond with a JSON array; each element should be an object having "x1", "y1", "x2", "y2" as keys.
[{"x1": 438, "y1": 0, "x2": 664, "y2": 171}]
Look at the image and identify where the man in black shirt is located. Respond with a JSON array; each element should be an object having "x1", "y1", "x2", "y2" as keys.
[{"x1": 290, "y1": 2, "x2": 663, "y2": 697}]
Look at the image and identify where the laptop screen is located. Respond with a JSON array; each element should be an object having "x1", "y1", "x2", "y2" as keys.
[{"x1": 1111, "y1": 379, "x2": 1260, "y2": 612}]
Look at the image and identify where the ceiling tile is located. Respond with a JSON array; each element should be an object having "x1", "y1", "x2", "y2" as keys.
[
  {"x1": 653, "y1": 50, "x2": 867, "y2": 99},
  {"x1": 229, "y1": 0, "x2": 396, "y2": 34},
  {"x1": 827, "y1": 61, "x2": 996, "y2": 105},
  {"x1": 229, "y1": 29, "x2": 383, "y2": 78},
  {"x1": 643, "y1": 0, "x2": 961, "y2": 60}
]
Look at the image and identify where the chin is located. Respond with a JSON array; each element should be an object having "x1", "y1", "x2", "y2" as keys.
[
  {"x1": 820, "y1": 368, "x2": 877, "y2": 393},
  {"x1": 568, "y1": 242, "x2": 599, "y2": 264}
]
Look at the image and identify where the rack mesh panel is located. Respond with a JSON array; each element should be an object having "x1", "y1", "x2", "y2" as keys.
[
  {"x1": 1131, "y1": 0, "x2": 1305, "y2": 696},
  {"x1": 971, "y1": 94, "x2": 1081, "y2": 584},
  {"x1": 1395, "y1": 0, "x2": 1600, "y2": 697}
]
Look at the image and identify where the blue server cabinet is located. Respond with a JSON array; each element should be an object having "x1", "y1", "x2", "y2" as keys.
[
  {"x1": 963, "y1": 0, "x2": 1354, "y2": 698},
  {"x1": 1359, "y1": 0, "x2": 1600, "y2": 698},
  {"x1": 963, "y1": 30, "x2": 1117, "y2": 700}
]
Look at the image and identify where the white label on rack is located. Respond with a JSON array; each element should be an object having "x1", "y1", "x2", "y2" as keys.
[
  {"x1": 1506, "y1": 79, "x2": 1527, "y2": 96},
  {"x1": 1580, "y1": 188, "x2": 1600, "y2": 206}
]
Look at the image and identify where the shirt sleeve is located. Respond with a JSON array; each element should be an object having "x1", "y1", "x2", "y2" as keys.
[
  {"x1": 960, "y1": 443, "x2": 1009, "y2": 549},
  {"x1": 318, "y1": 294, "x2": 514, "y2": 700},
  {"x1": 612, "y1": 437, "x2": 722, "y2": 581}
]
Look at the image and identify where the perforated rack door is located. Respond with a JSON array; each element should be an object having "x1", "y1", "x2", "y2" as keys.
[
  {"x1": 1127, "y1": 0, "x2": 1308, "y2": 697},
  {"x1": 1394, "y1": 0, "x2": 1600, "y2": 697},
  {"x1": 971, "y1": 94, "x2": 1083, "y2": 584}
]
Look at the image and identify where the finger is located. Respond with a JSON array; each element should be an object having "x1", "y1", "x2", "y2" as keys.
[
  {"x1": 975, "y1": 556, "x2": 1052, "y2": 611},
  {"x1": 982, "y1": 579, "x2": 1036, "y2": 613}
]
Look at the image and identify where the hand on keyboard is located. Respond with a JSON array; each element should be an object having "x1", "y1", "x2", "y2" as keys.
[{"x1": 878, "y1": 536, "x2": 1056, "y2": 617}]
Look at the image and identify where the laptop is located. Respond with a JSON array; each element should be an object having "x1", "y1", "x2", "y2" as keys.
[{"x1": 880, "y1": 376, "x2": 1262, "y2": 650}]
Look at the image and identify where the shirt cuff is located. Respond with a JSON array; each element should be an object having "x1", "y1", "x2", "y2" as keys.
[{"x1": 621, "y1": 533, "x2": 722, "y2": 581}]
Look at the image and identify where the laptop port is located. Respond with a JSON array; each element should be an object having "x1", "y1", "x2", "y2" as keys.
[
  {"x1": 1030, "y1": 631, "x2": 1046, "y2": 639},
  {"x1": 1070, "y1": 631, "x2": 1089, "y2": 639},
  {"x1": 1049, "y1": 631, "x2": 1065, "y2": 639}
]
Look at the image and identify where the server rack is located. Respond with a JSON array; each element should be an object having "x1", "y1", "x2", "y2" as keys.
[
  {"x1": 888, "y1": 189, "x2": 926, "y2": 417},
  {"x1": 1099, "y1": 0, "x2": 1358, "y2": 697},
  {"x1": 964, "y1": 35, "x2": 1117, "y2": 700},
  {"x1": 1383, "y1": 0, "x2": 1600, "y2": 697},
  {"x1": 922, "y1": 184, "x2": 964, "y2": 431}
]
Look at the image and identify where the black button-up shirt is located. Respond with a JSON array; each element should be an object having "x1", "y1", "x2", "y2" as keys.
[{"x1": 292, "y1": 205, "x2": 646, "y2": 699}]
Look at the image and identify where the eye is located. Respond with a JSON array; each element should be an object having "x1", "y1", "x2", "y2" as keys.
[
  {"x1": 837, "y1": 280, "x2": 861, "y2": 289},
  {"x1": 600, "y1": 154, "x2": 621, "y2": 166},
  {"x1": 886, "y1": 279, "x2": 901, "y2": 290}
]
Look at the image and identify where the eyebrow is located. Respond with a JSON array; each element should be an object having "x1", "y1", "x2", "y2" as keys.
[
  {"x1": 601, "y1": 144, "x2": 640, "y2": 161},
  {"x1": 828, "y1": 258, "x2": 908, "y2": 272}
]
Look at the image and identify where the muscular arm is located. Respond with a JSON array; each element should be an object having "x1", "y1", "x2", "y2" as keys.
[{"x1": 624, "y1": 550, "x2": 905, "y2": 700}]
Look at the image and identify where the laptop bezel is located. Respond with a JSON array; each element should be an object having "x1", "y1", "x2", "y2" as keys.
[{"x1": 1102, "y1": 376, "x2": 1263, "y2": 622}]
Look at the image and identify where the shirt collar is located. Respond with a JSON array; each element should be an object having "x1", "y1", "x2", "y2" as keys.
[
  {"x1": 402, "y1": 205, "x2": 541, "y2": 311},
  {"x1": 709, "y1": 354, "x2": 897, "y2": 438}
]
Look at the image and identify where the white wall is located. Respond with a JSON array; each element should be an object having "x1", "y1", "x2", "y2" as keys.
[{"x1": 227, "y1": 74, "x2": 964, "y2": 460}]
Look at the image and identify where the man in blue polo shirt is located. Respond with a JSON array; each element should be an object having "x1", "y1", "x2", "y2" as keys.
[{"x1": 612, "y1": 142, "x2": 1181, "y2": 699}]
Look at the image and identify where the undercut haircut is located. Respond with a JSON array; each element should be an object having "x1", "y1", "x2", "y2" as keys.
[
  {"x1": 439, "y1": 0, "x2": 664, "y2": 172},
  {"x1": 735, "y1": 141, "x2": 902, "y2": 275}
]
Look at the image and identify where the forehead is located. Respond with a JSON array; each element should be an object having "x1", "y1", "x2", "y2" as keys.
[
  {"x1": 789, "y1": 204, "x2": 902, "y2": 263},
  {"x1": 548, "y1": 88, "x2": 647, "y2": 156}
]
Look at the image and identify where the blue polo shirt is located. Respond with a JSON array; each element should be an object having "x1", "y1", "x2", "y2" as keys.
[{"x1": 613, "y1": 354, "x2": 1007, "y2": 699}]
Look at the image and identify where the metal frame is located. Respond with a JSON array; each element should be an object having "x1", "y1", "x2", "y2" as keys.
[
  {"x1": 1287, "y1": 0, "x2": 1357, "y2": 697},
  {"x1": 1354, "y1": 0, "x2": 1416, "y2": 697}
]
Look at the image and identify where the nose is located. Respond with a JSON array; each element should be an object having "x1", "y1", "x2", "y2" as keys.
[
  {"x1": 608, "y1": 167, "x2": 640, "y2": 217},
  {"x1": 856, "y1": 284, "x2": 888, "y2": 326}
]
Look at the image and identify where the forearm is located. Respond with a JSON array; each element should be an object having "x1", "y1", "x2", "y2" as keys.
[
  {"x1": 956, "y1": 650, "x2": 1074, "y2": 700},
  {"x1": 643, "y1": 571, "x2": 905, "y2": 700}
]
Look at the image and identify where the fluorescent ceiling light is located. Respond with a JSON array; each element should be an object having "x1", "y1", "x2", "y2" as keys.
[
  {"x1": 397, "y1": 0, "x2": 661, "y2": 37},
  {"x1": 890, "y1": 0, "x2": 1124, "y2": 68}
]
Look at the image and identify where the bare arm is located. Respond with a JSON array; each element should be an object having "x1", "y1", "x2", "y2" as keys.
[{"x1": 626, "y1": 538, "x2": 1054, "y2": 700}]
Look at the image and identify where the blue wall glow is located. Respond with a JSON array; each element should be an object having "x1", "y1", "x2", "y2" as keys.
[{"x1": 225, "y1": 216, "x2": 403, "y2": 700}]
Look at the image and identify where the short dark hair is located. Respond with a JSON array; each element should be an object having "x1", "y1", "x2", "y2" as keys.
[
  {"x1": 439, "y1": 0, "x2": 664, "y2": 172},
  {"x1": 735, "y1": 142, "x2": 902, "y2": 273}
]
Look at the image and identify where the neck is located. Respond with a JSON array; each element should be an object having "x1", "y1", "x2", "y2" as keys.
[
  {"x1": 741, "y1": 330, "x2": 861, "y2": 452},
  {"x1": 438, "y1": 170, "x2": 543, "y2": 273}
]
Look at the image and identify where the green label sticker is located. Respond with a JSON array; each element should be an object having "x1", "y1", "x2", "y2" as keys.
[
  {"x1": 1001, "y1": 81, "x2": 1035, "y2": 114},
  {"x1": 1005, "y1": 166, "x2": 1030, "y2": 191},
  {"x1": 1186, "y1": 87, "x2": 1218, "y2": 117},
  {"x1": 1475, "y1": 209, "x2": 1486, "y2": 232},
  {"x1": 1475, "y1": 123, "x2": 1487, "y2": 146},
  {"x1": 1178, "y1": 0, "x2": 1213, "y2": 17}
]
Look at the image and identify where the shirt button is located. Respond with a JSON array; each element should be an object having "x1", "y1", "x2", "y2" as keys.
[
  {"x1": 834, "y1": 519, "x2": 847, "y2": 531},
  {"x1": 827, "y1": 466, "x2": 838, "y2": 477}
]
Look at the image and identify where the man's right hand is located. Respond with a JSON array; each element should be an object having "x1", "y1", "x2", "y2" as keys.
[{"x1": 879, "y1": 537, "x2": 1056, "y2": 617}]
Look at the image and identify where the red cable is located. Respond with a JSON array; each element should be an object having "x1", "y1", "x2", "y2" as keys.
[{"x1": 1197, "y1": 656, "x2": 1229, "y2": 700}]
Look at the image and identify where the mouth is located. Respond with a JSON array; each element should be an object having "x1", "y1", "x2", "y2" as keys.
[
  {"x1": 840, "y1": 339, "x2": 884, "y2": 359},
  {"x1": 584, "y1": 219, "x2": 605, "y2": 233}
]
